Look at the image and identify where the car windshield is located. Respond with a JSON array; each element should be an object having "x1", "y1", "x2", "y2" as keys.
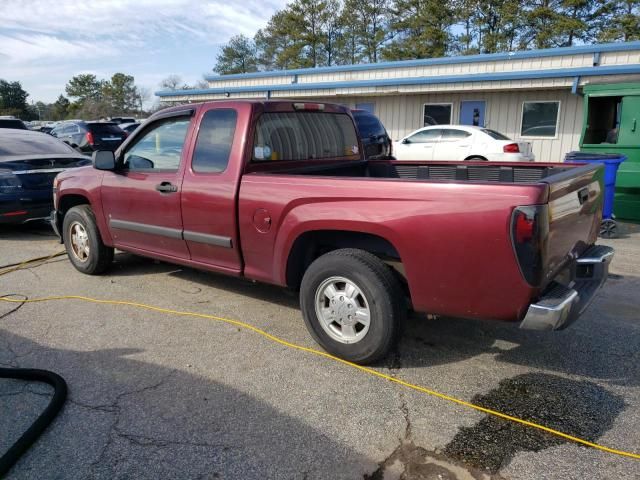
[
  {"x1": 482, "y1": 129, "x2": 511, "y2": 140},
  {"x1": 0, "y1": 131, "x2": 78, "y2": 156},
  {"x1": 353, "y1": 113, "x2": 385, "y2": 137}
]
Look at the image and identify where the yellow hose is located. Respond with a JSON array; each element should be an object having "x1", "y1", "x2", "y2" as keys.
[{"x1": 1, "y1": 258, "x2": 638, "y2": 461}]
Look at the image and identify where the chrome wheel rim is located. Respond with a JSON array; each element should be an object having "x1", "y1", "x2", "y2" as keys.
[
  {"x1": 69, "y1": 221, "x2": 90, "y2": 262},
  {"x1": 314, "y1": 276, "x2": 371, "y2": 344}
]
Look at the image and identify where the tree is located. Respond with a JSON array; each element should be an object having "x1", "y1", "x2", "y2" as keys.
[
  {"x1": 102, "y1": 73, "x2": 138, "y2": 113},
  {"x1": 521, "y1": 0, "x2": 597, "y2": 49},
  {"x1": 596, "y1": 0, "x2": 640, "y2": 42},
  {"x1": 343, "y1": 0, "x2": 392, "y2": 63},
  {"x1": 255, "y1": 10, "x2": 309, "y2": 69},
  {"x1": 214, "y1": 34, "x2": 259, "y2": 74},
  {"x1": 0, "y1": 80, "x2": 29, "y2": 117},
  {"x1": 51, "y1": 95, "x2": 70, "y2": 120},
  {"x1": 383, "y1": 0, "x2": 456, "y2": 60},
  {"x1": 65, "y1": 74, "x2": 103, "y2": 104},
  {"x1": 472, "y1": 0, "x2": 523, "y2": 53},
  {"x1": 159, "y1": 75, "x2": 183, "y2": 90}
]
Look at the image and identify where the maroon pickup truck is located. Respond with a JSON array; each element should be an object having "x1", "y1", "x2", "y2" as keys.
[{"x1": 51, "y1": 100, "x2": 613, "y2": 363}]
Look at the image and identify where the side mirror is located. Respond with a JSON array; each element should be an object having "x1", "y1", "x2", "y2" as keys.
[
  {"x1": 401, "y1": 138, "x2": 410, "y2": 144},
  {"x1": 92, "y1": 150, "x2": 116, "y2": 171}
]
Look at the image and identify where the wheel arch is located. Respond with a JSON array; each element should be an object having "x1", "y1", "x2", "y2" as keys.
[{"x1": 285, "y1": 229, "x2": 406, "y2": 292}]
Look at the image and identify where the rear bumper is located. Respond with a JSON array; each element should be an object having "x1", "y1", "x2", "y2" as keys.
[{"x1": 520, "y1": 245, "x2": 614, "y2": 331}]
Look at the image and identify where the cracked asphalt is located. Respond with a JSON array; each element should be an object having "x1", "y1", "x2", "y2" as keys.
[{"x1": 1, "y1": 222, "x2": 639, "y2": 479}]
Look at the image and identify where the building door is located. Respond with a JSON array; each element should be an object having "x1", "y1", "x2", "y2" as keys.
[{"x1": 460, "y1": 101, "x2": 486, "y2": 127}]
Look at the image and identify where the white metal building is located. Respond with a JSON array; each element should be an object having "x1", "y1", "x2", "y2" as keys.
[{"x1": 157, "y1": 41, "x2": 640, "y2": 162}]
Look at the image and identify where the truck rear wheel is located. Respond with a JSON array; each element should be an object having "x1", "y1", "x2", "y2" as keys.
[
  {"x1": 63, "y1": 205, "x2": 113, "y2": 275},
  {"x1": 300, "y1": 248, "x2": 405, "y2": 364}
]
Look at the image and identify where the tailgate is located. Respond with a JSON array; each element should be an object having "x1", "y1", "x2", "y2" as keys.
[{"x1": 541, "y1": 163, "x2": 603, "y2": 285}]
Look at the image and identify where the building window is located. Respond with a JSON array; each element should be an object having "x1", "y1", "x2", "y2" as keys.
[
  {"x1": 520, "y1": 101, "x2": 560, "y2": 138},
  {"x1": 424, "y1": 104, "x2": 452, "y2": 126}
]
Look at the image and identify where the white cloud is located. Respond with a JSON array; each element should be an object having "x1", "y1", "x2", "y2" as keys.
[{"x1": 0, "y1": 0, "x2": 287, "y2": 103}]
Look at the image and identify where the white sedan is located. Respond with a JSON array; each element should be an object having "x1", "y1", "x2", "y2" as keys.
[{"x1": 393, "y1": 125, "x2": 535, "y2": 162}]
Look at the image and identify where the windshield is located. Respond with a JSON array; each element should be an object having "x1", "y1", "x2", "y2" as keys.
[{"x1": 252, "y1": 112, "x2": 360, "y2": 162}]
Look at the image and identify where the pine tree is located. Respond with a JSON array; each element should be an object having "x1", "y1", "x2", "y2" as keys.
[
  {"x1": 596, "y1": 0, "x2": 640, "y2": 42},
  {"x1": 383, "y1": 0, "x2": 456, "y2": 60},
  {"x1": 214, "y1": 35, "x2": 259, "y2": 74},
  {"x1": 343, "y1": 0, "x2": 392, "y2": 63}
]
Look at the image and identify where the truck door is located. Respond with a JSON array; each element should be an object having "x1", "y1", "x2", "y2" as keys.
[
  {"x1": 180, "y1": 105, "x2": 245, "y2": 274},
  {"x1": 100, "y1": 110, "x2": 194, "y2": 259}
]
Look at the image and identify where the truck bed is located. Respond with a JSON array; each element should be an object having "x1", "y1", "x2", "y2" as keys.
[{"x1": 252, "y1": 158, "x2": 587, "y2": 185}]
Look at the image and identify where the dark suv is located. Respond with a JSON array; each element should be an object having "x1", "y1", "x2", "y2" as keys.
[
  {"x1": 51, "y1": 121, "x2": 127, "y2": 153},
  {"x1": 351, "y1": 110, "x2": 393, "y2": 160}
]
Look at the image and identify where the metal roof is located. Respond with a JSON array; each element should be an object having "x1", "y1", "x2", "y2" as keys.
[
  {"x1": 202, "y1": 41, "x2": 640, "y2": 81},
  {"x1": 157, "y1": 63, "x2": 640, "y2": 97}
]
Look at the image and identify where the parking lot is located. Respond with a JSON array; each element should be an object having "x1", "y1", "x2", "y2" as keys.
[{"x1": 1, "y1": 222, "x2": 639, "y2": 479}]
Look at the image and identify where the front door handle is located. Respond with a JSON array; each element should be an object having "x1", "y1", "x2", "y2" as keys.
[{"x1": 155, "y1": 182, "x2": 178, "y2": 193}]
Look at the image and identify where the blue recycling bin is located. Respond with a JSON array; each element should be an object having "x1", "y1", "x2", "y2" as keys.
[{"x1": 564, "y1": 152, "x2": 627, "y2": 238}]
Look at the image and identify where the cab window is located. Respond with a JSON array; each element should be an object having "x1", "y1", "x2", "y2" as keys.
[
  {"x1": 192, "y1": 109, "x2": 237, "y2": 173},
  {"x1": 252, "y1": 112, "x2": 360, "y2": 162},
  {"x1": 123, "y1": 117, "x2": 190, "y2": 171}
]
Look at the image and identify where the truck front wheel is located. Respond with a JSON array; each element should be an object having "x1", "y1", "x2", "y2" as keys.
[
  {"x1": 63, "y1": 205, "x2": 114, "y2": 275},
  {"x1": 300, "y1": 249, "x2": 405, "y2": 364}
]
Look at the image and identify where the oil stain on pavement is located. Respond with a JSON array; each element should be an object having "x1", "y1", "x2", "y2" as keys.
[{"x1": 444, "y1": 373, "x2": 625, "y2": 473}]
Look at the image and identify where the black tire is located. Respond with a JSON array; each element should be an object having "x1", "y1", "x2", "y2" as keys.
[
  {"x1": 62, "y1": 205, "x2": 113, "y2": 275},
  {"x1": 465, "y1": 156, "x2": 487, "y2": 161},
  {"x1": 300, "y1": 248, "x2": 405, "y2": 364}
]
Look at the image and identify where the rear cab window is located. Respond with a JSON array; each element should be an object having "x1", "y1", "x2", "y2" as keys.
[{"x1": 252, "y1": 111, "x2": 360, "y2": 162}]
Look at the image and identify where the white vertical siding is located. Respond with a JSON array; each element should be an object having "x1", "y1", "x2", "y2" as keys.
[{"x1": 312, "y1": 90, "x2": 581, "y2": 162}]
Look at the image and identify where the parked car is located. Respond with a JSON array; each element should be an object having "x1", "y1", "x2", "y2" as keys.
[
  {"x1": 0, "y1": 118, "x2": 28, "y2": 130},
  {"x1": 393, "y1": 125, "x2": 535, "y2": 162},
  {"x1": 52, "y1": 100, "x2": 611, "y2": 364},
  {"x1": 351, "y1": 109, "x2": 393, "y2": 159},
  {"x1": 0, "y1": 129, "x2": 91, "y2": 223},
  {"x1": 119, "y1": 122, "x2": 141, "y2": 135},
  {"x1": 50, "y1": 121, "x2": 127, "y2": 153}
]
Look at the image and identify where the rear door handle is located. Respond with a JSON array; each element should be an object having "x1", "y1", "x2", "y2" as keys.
[{"x1": 155, "y1": 182, "x2": 178, "y2": 193}]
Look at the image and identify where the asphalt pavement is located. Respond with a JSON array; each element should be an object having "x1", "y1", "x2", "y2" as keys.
[{"x1": 1, "y1": 221, "x2": 639, "y2": 479}]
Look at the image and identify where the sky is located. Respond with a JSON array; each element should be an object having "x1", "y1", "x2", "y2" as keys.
[{"x1": 0, "y1": 0, "x2": 288, "y2": 107}]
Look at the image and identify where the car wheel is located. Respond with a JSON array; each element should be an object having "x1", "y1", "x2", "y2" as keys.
[
  {"x1": 300, "y1": 248, "x2": 405, "y2": 364},
  {"x1": 465, "y1": 156, "x2": 488, "y2": 161},
  {"x1": 63, "y1": 205, "x2": 114, "y2": 275}
]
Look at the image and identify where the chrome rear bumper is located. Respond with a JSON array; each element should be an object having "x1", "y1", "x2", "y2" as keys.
[{"x1": 520, "y1": 245, "x2": 614, "y2": 331}]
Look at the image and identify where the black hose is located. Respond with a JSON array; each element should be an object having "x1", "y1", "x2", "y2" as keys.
[{"x1": 0, "y1": 369, "x2": 68, "y2": 477}]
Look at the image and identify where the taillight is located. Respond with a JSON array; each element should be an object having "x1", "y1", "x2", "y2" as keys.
[
  {"x1": 503, "y1": 143, "x2": 520, "y2": 153},
  {"x1": 86, "y1": 131, "x2": 95, "y2": 145},
  {"x1": 511, "y1": 205, "x2": 548, "y2": 286}
]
